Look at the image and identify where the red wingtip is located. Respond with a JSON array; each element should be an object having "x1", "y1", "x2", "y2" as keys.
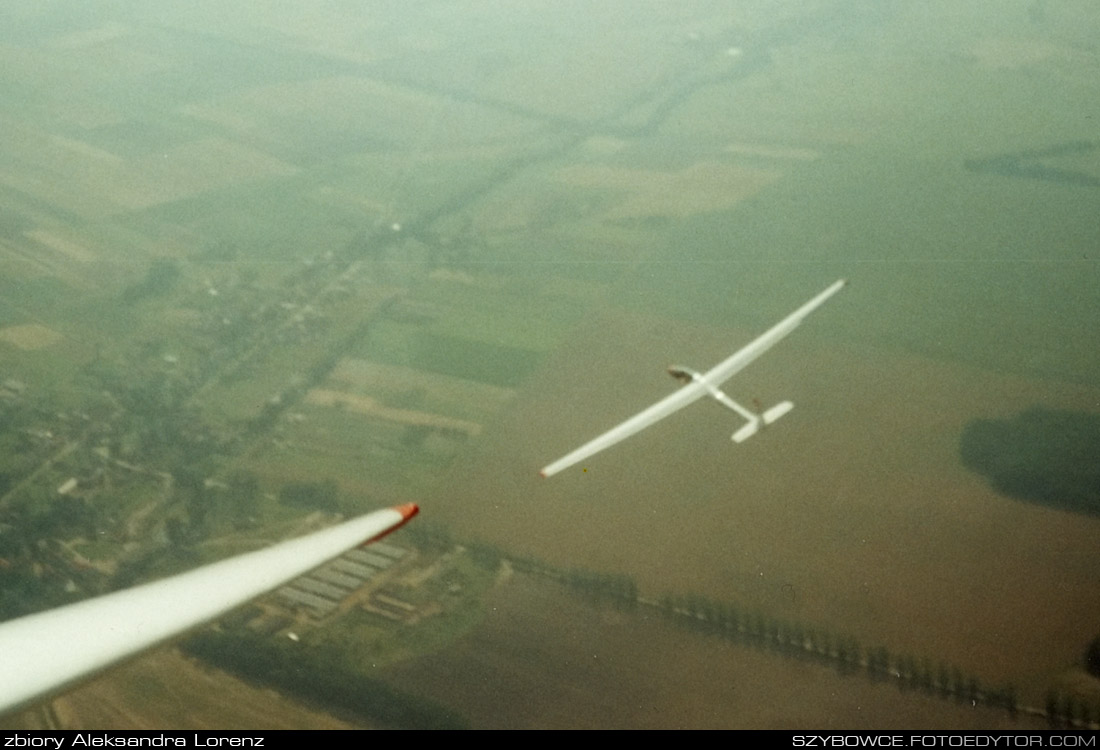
[
  {"x1": 538, "y1": 470, "x2": 547, "y2": 478},
  {"x1": 363, "y1": 503, "x2": 419, "y2": 545},
  {"x1": 394, "y1": 502, "x2": 419, "y2": 521}
]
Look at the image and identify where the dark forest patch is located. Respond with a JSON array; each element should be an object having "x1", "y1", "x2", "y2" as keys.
[
  {"x1": 960, "y1": 407, "x2": 1100, "y2": 516},
  {"x1": 964, "y1": 142, "x2": 1100, "y2": 188}
]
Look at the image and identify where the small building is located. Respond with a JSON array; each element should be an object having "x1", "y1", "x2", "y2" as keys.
[
  {"x1": 292, "y1": 577, "x2": 346, "y2": 601},
  {"x1": 311, "y1": 567, "x2": 362, "y2": 590},
  {"x1": 345, "y1": 549, "x2": 392, "y2": 569},
  {"x1": 365, "y1": 541, "x2": 407, "y2": 560},
  {"x1": 276, "y1": 587, "x2": 337, "y2": 617},
  {"x1": 329, "y1": 557, "x2": 375, "y2": 579}
]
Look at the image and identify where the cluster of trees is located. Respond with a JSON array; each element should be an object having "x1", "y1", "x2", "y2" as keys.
[
  {"x1": 119, "y1": 258, "x2": 181, "y2": 305},
  {"x1": 460, "y1": 542, "x2": 639, "y2": 610},
  {"x1": 278, "y1": 479, "x2": 340, "y2": 512},
  {"x1": 0, "y1": 500, "x2": 107, "y2": 621},
  {"x1": 402, "y1": 519, "x2": 454, "y2": 553},
  {"x1": 1086, "y1": 636, "x2": 1100, "y2": 678},
  {"x1": 555, "y1": 568, "x2": 638, "y2": 608},
  {"x1": 164, "y1": 468, "x2": 262, "y2": 548},
  {"x1": 0, "y1": 399, "x2": 60, "y2": 494},
  {"x1": 960, "y1": 408, "x2": 1100, "y2": 516},
  {"x1": 0, "y1": 493, "x2": 100, "y2": 551}
]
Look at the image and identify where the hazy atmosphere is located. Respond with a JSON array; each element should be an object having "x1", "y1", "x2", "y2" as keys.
[{"x1": 1, "y1": 0, "x2": 1098, "y2": 730}]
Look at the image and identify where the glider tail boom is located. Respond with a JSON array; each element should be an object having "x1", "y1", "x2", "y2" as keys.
[{"x1": 688, "y1": 371, "x2": 794, "y2": 443}]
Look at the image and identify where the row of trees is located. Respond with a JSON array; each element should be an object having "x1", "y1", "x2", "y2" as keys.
[
  {"x1": 398, "y1": 525, "x2": 1100, "y2": 727},
  {"x1": 1045, "y1": 690, "x2": 1100, "y2": 729},
  {"x1": 654, "y1": 591, "x2": 1028, "y2": 716},
  {"x1": 459, "y1": 539, "x2": 640, "y2": 609}
]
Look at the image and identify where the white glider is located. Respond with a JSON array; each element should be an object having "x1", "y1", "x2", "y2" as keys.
[
  {"x1": 539, "y1": 279, "x2": 846, "y2": 477},
  {"x1": 0, "y1": 502, "x2": 418, "y2": 716}
]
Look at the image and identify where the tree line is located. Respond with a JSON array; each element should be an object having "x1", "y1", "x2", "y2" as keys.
[{"x1": 438, "y1": 530, "x2": 1099, "y2": 728}]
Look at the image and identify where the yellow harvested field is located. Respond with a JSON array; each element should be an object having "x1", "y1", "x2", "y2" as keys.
[
  {"x1": 184, "y1": 76, "x2": 455, "y2": 146},
  {"x1": 40, "y1": 649, "x2": 360, "y2": 730},
  {"x1": 329, "y1": 359, "x2": 513, "y2": 408},
  {"x1": 24, "y1": 229, "x2": 96, "y2": 262},
  {"x1": 555, "y1": 161, "x2": 781, "y2": 220},
  {"x1": 0, "y1": 323, "x2": 63, "y2": 350},
  {"x1": 119, "y1": 137, "x2": 299, "y2": 211},
  {"x1": 970, "y1": 37, "x2": 1085, "y2": 71},
  {"x1": 47, "y1": 22, "x2": 131, "y2": 49},
  {"x1": 725, "y1": 142, "x2": 821, "y2": 161},
  {"x1": 0, "y1": 126, "x2": 297, "y2": 217},
  {"x1": 305, "y1": 388, "x2": 483, "y2": 436}
]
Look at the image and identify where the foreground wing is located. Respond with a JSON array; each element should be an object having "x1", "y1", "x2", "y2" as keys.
[
  {"x1": 0, "y1": 503, "x2": 418, "y2": 716},
  {"x1": 539, "y1": 380, "x2": 709, "y2": 477}
]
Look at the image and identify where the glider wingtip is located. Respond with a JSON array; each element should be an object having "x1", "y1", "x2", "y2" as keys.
[
  {"x1": 538, "y1": 469, "x2": 548, "y2": 478},
  {"x1": 394, "y1": 502, "x2": 420, "y2": 520}
]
